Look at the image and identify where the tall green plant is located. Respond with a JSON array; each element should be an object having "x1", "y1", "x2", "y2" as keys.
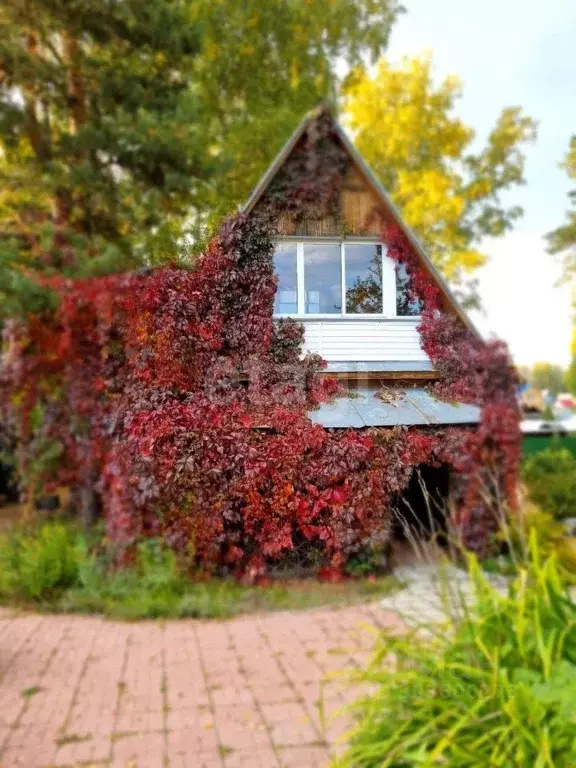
[
  {"x1": 339, "y1": 534, "x2": 576, "y2": 768},
  {"x1": 0, "y1": 521, "x2": 84, "y2": 600}
]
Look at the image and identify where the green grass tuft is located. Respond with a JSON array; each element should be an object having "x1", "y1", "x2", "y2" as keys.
[
  {"x1": 338, "y1": 532, "x2": 576, "y2": 768},
  {"x1": 21, "y1": 685, "x2": 43, "y2": 698}
]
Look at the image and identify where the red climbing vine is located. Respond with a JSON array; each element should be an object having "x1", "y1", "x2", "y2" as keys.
[
  {"x1": 0, "y1": 109, "x2": 521, "y2": 575},
  {"x1": 384, "y1": 223, "x2": 521, "y2": 550}
]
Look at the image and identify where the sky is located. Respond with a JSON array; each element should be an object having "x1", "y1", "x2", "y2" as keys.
[{"x1": 385, "y1": 0, "x2": 575, "y2": 367}]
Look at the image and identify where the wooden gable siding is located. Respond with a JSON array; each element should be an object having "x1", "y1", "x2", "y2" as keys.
[
  {"x1": 275, "y1": 163, "x2": 388, "y2": 238},
  {"x1": 244, "y1": 106, "x2": 480, "y2": 341}
]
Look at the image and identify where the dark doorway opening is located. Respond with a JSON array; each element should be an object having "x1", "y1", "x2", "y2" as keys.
[
  {"x1": 391, "y1": 464, "x2": 451, "y2": 543},
  {"x1": 0, "y1": 457, "x2": 19, "y2": 507}
]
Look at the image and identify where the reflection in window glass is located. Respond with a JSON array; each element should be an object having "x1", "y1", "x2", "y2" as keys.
[
  {"x1": 396, "y1": 263, "x2": 423, "y2": 316},
  {"x1": 304, "y1": 243, "x2": 342, "y2": 314},
  {"x1": 273, "y1": 243, "x2": 298, "y2": 314},
  {"x1": 345, "y1": 244, "x2": 383, "y2": 314}
]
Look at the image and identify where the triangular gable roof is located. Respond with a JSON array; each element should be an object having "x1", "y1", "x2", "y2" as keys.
[{"x1": 243, "y1": 106, "x2": 480, "y2": 339}]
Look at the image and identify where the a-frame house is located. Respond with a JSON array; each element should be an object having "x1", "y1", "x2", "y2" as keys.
[{"x1": 243, "y1": 106, "x2": 482, "y2": 429}]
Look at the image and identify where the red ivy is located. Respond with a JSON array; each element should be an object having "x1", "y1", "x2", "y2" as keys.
[
  {"x1": 383, "y1": 223, "x2": 521, "y2": 551},
  {"x1": 0, "y1": 116, "x2": 521, "y2": 572}
]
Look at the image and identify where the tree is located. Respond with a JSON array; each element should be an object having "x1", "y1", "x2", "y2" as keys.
[
  {"x1": 546, "y1": 136, "x2": 576, "y2": 280},
  {"x1": 565, "y1": 330, "x2": 576, "y2": 396},
  {"x1": 0, "y1": 0, "x2": 401, "y2": 316},
  {"x1": 183, "y1": 0, "x2": 402, "y2": 239},
  {"x1": 530, "y1": 362, "x2": 566, "y2": 396},
  {"x1": 342, "y1": 55, "x2": 537, "y2": 303},
  {"x1": 565, "y1": 358, "x2": 576, "y2": 396},
  {"x1": 0, "y1": 0, "x2": 221, "y2": 314}
]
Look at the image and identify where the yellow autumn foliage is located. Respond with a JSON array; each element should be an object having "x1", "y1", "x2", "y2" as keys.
[{"x1": 343, "y1": 54, "x2": 537, "y2": 301}]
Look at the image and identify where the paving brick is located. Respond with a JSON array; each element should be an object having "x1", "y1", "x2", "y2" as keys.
[
  {"x1": 210, "y1": 684, "x2": 254, "y2": 707},
  {"x1": 0, "y1": 725, "x2": 57, "y2": 767},
  {"x1": 248, "y1": 684, "x2": 298, "y2": 705},
  {"x1": 0, "y1": 724, "x2": 13, "y2": 753},
  {"x1": 168, "y1": 749, "x2": 223, "y2": 768},
  {"x1": 115, "y1": 707, "x2": 164, "y2": 733},
  {"x1": 0, "y1": 618, "x2": 67, "y2": 729},
  {"x1": 277, "y1": 744, "x2": 331, "y2": 767},
  {"x1": 260, "y1": 702, "x2": 320, "y2": 747},
  {"x1": 52, "y1": 732, "x2": 112, "y2": 765},
  {"x1": 224, "y1": 747, "x2": 280, "y2": 767},
  {"x1": 166, "y1": 720, "x2": 220, "y2": 756},
  {"x1": 166, "y1": 663, "x2": 208, "y2": 690},
  {"x1": 0, "y1": 602, "x2": 405, "y2": 765},
  {"x1": 111, "y1": 730, "x2": 165, "y2": 766},
  {"x1": 213, "y1": 704, "x2": 272, "y2": 751},
  {"x1": 0, "y1": 616, "x2": 45, "y2": 684}
]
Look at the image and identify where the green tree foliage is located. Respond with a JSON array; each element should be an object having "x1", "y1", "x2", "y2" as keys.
[
  {"x1": 524, "y1": 447, "x2": 576, "y2": 521},
  {"x1": 530, "y1": 361, "x2": 566, "y2": 396},
  {"x1": 0, "y1": 0, "x2": 401, "y2": 316},
  {"x1": 565, "y1": 355, "x2": 576, "y2": 396},
  {"x1": 547, "y1": 136, "x2": 576, "y2": 280},
  {"x1": 0, "y1": 0, "x2": 220, "y2": 315},
  {"x1": 342, "y1": 55, "x2": 537, "y2": 302},
  {"x1": 191, "y1": 0, "x2": 401, "y2": 230}
]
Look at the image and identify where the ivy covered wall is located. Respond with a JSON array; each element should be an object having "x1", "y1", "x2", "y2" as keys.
[{"x1": 0, "y1": 109, "x2": 521, "y2": 577}]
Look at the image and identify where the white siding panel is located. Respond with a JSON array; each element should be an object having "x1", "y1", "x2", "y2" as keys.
[{"x1": 301, "y1": 319, "x2": 428, "y2": 362}]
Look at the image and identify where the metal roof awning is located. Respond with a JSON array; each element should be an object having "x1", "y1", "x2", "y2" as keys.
[{"x1": 307, "y1": 387, "x2": 481, "y2": 429}]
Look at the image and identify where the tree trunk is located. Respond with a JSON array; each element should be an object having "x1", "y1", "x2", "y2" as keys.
[
  {"x1": 61, "y1": 32, "x2": 87, "y2": 133},
  {"x1": 23, "y1": 32, "x2": 50, "y2": 162}
]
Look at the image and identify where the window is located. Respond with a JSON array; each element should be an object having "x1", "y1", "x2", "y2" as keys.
[
  {"x1": 345, "y1": 244, "x2": 382, "y2": 314},
  {"x1": 395, "y1": 263, "x2": 422, "y2": 316},
  {"x1": 272, "y1": 240, "x2": 419, "y2": 318},
  {"x1": 304, "y1": 243, "x2": 341, "y2": 314},
  {"x1": 273, "y1": 243, "x2": 298, "y2": 314}
]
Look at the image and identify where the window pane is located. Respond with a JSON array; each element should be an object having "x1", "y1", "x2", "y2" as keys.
[
  {"x1": 345, "y1": 244, "x2": 383, "y2": 314},
  {"x1": 304, "y1": 243, "x2": 342, "y2": 314},
  {"x1": 396, "y1": 263, "x2": 423, "y2": 316},
  {"x1": 273, "y1": 243, "x2": 298, "y2": 314}
]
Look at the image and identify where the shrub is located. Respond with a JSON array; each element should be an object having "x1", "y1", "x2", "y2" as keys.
[
  {"x1": 503, "y1": 502, "x2": 576, "y2": 579},
  {"x1": 0, "y1": 522, "x2": 84, "y2": 600},
  {"x1": 523, "y1": 447, "x2": 576, "y2": 519},
  {"x1": 340, "y1": 534, "x2": 576, "y2": 768},
  {"x1": 0, "y1": 522, "x2": 401, "y2": 619}
]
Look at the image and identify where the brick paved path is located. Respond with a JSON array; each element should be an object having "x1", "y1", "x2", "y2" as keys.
[{"x1": 0, "y1": 605, "x2": 403, "y2": 768}]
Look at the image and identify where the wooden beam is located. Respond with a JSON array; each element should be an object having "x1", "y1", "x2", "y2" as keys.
[{"x1": 321, "y1": 370, "x2": 439, "y2": 382}]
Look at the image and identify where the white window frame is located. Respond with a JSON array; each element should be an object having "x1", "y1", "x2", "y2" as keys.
[{"x1": 273, "y1": 237, "x2": 419, "y2": 320}]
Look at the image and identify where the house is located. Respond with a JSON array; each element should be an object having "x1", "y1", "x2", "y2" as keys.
[
  {"x1": 0, "y1": 105, "x2": 519, "y2": 568},
  {"x1": 243, "y1": 106, "x2": 482, "y2": 432},
  {"x1": 235, "y1": 106, "x2": 521, "y2": 547}
]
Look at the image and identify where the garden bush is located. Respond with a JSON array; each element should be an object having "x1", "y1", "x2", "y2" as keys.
[
  {"x1": 0, "y1": 521, "x2": 84, "y2": 600},
  {"x1": 523, "y1": 447, "x2": 576, "y2": 519},
  {"x1": 0, "y1": 520, "x2": 400, "y2": 619},
  {"x1": 340, "y1": 533, "x2": 576, "y2": 768},
  {"x1": 500, "y1": 502, "x2": 576, "y2": 579}
]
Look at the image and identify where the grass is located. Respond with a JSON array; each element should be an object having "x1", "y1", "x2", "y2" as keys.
[
  {"x1": 49, "y1": 573, "x2": 402, "y2": 621},
  {"x1": 0, "y1": 517, "x2": 401, "y2": 621},
  {"x1": 21, "y1": 685, "x2": 43, "y2": 698},
  {"x1": 55, "y1": 733, "x2": 92, "y2": 746}
]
